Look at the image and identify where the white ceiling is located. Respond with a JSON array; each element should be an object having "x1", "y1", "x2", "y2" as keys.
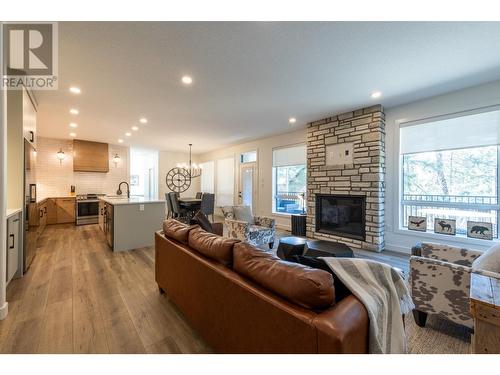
[{"x1": 36, "y1": 22, "x2": 500, "y2": 153}]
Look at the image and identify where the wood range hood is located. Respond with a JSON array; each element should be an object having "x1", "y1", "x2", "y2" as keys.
[{"x1": 73, "y1": 139, "x2": 110, "y2": 173}]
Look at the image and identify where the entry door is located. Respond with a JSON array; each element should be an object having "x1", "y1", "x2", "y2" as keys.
[{"x1": 239, "y1": 163, "x2": 257, "y2": 211}]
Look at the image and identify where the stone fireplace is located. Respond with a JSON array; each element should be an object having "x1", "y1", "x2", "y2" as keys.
[
  {"x1": 315, "y1": 194, "x2": 366, "y2": 241},
  {"x1": 306, "y1": 105, "x2": 385, "y2": 252}
]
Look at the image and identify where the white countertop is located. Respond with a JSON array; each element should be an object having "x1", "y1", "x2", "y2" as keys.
[
  {"x1": 99, "y1": 196, "x2": 166, "y2": 206},
  {"x1": 6, "y1": 208, "x2": 22, "y2": 218}
]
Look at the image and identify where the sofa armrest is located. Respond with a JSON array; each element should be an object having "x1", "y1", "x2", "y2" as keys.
[
  {"x1": 313, "y1": 295, "x2": 369, "y2": 353},
  {"x1": 224, "y1": 219, "x2": 250, "y2": 241},
  {"x1": 410, "y1": 255, "x2": 473, "y2": 327},
  {"x1": 254, "y1": 216, "x2": 276, "y2": 229},
  {"x1": 420, "y1": 242, "x2": 482, "y2": 267}
]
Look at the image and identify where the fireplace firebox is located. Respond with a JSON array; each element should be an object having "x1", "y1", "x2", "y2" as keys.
[{"x1": 315, "y1": 194, "x2": 366, "y2": 241}]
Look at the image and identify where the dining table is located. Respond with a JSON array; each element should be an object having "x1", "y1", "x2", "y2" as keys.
[{"x1": 178, "y1": 197, "x2": 202, "y2": 218}]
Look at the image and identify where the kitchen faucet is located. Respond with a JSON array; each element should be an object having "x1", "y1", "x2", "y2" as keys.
[{"x1": 117, "y1": 181, "x2": 130, "y2": 198}]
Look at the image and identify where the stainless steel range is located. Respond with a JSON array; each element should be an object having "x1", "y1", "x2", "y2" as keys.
[{"x1": 76, "y1": 193, "x2": 104, "y2": 225}]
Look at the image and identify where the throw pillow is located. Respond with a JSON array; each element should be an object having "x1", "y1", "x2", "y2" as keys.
[
  {"x1": 472, "y1": 243, "x2": 500, "y2": 276},
  {"x1": 233, "y1": 205, "x2": 254, "y2": 224},
  {"x1": 290, "y1": 255, "x2": 351, "y2": 302},
  {"x1": 192, "y1": 210, "x2": 213, "y2": 233},
  {"x1": 221, "y1": 206, "x2": 234, "y2": 219}
]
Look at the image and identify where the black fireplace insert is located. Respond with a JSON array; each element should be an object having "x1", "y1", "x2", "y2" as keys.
[{"x1": 315, "y1": 194, "x2": 366, "y2": 241}]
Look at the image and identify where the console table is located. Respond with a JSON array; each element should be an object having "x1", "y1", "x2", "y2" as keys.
[{"x1": 470, "y1": 272, "x2": 500, "y2": 354}]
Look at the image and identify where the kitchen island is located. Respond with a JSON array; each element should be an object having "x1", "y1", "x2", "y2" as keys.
[{"x1": 99, "y1": 196, "x2": 166, "y2": 252}]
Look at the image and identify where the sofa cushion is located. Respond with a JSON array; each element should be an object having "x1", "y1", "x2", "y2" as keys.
[
  {"x1": 234, "y1": 205, "x2": 254, "y2": 223},
  {"x1": 163, "y1": 219, "x2": 197, "y2": 244},
  {"x1": 472, "y1": 243, "x2": 500, "y2": 276},
  {"x1": 233, "y1": 242, "x2": 335, "y2": 310},
  {"x1": 188, "y1": 227, "x2": 240, "y2": 267}
]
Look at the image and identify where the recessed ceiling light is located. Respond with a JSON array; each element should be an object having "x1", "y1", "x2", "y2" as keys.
[
  {"x1": 131, "y1": 126, "x2": 139, "y2": 131},
  {"x1": 69, "y1": 132, "x2": 77, "y2": 137},
  {"x1": 69, "y1": 108, "x2": 79, "y2": 115},
  {"x1": 371, "y1": 91, "x2": 382, "y2": 99},
  {"x1": 69, "y1": 123, "x2": 78, "y2": 128},
  {"x1": 289, "y1": 117, "x2": 297, "y2": 124},
  {"x1": 69, "y1": 86, "x2": 81, "y2": 94},
  {"x1": 139, "y1": 118, "x2": 148, "y2": 124},
  {"x1": 125, "y1": 132, "x2": 131, "y2": 137},
  {"x1": 181, "y1": 75, "x2": 193, "y2": 85},
  {"x1": 118, "y1": 139, "x2": 124, "y2": 143}
]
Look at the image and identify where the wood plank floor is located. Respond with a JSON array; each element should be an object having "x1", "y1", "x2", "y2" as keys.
[
  {"x1": 0, "y1": 223, "x2": 468, "y2": 354},
  {"x1": 0, "y1": 224, "x2": 211, "y2": 354}
]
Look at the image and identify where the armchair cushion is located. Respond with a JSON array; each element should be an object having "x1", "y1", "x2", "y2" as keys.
[
  {"x1": 225, "y1": 219, "x2": 250, "y2": 241},
  {"x1": 233, "y1": 205, "x2": 254, "y2": 223},
  {"x1": 472, "y1": 243, "x2": 500, "y2": 277},
  {"x1": 221, "y1": 206, "x2": 235, "y2": 219},
  {"x1": 419, "y1": 242, "x2": 482, "y2": 267}
]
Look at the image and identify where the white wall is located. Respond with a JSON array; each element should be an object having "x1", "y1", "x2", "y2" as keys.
[
  {"x1": 36, "y1": 137, "x2": 129, "y2": 200},
  {"x1": 0, "y1": 21, "x2": 8, "y2": 319},
  {"x1": 158, "y1": 151, "x2": 201, "y2": 200},
  {"x1": 198, "y1": 128, "x2": 307, "y2": 229},
  {"x1": 385, "y1": 79, "x2": 500, "y2": 253}
]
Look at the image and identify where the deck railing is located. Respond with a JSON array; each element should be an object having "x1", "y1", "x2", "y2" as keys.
[
  {"x1": 401, "y1": 194, "x2": 499, "y2": 237},
  {"x1": 274, "y1": 191, "x2": 306, "y2": 214}
]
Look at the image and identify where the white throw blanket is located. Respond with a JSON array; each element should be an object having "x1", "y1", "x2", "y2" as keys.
[{"x1": 321, "y1": 257, "x2": 414, "y2": 354}]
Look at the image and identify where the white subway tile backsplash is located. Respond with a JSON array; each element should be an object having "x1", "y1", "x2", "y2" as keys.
[{"x1": 36, "y1": 137, "x2": 129, "y2": 200}]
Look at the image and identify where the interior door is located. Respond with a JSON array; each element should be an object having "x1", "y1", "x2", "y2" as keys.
[{"x1": 239, "y1": 162, "x2": 257, "y2": 211}]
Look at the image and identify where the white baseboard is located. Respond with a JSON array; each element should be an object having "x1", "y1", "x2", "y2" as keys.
[
  {"x1": 384, "y1": 242, "x2": 410, "y2": 254},
  {"x1": 275, "y1": 224, "x2": 291, "y2": 232},
  {"x1": 0, "y1": 301, "x2": 8, "y2": 320}
]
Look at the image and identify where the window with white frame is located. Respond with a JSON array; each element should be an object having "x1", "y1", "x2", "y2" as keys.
[
  {"x1": 399, "y1": 107, "x2": 500, "y2": 238},
  {"x1": 272, "y1": 144, "x2": 307, "y2": 214},
  {"x1": 200, "y1": 161, "x2": 215, "y2": 193}
]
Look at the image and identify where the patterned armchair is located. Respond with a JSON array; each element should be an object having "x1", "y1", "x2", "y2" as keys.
[
  {"x1": 410, "y1": 242, "x2": 483, "y2": 329},
  {"x1": 221, "y1": 206, "x2": 275, "y2": 249}
]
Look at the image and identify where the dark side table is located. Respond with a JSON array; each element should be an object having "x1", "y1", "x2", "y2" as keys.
[
  {"x1": 303, "y1": 240, "x2": 354, "y2": 258},
  {"x1": 291, "y1": 214, "x2": 307, "y2": 236},
  {"x1": 277, "y1": 236, "x2": 307, "y2": 260}
]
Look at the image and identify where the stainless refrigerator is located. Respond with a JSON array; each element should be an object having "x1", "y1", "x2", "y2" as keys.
[{"x1": 23, "y1": 139, "x2": 38, "y2": 272}]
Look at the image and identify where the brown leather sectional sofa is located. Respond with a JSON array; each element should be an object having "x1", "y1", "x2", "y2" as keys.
[{"x1": 155, "y1": 219, "x2": 369, "y2": 353}]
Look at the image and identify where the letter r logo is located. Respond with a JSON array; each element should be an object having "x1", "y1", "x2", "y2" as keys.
[{"x1": 3, "y1": 23, "x2": 53, "y2": 76}]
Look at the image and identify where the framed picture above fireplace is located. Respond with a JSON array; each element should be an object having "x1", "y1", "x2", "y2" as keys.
[{"x1": 315, "y1": 194, "x2": 366, "y2": 241}]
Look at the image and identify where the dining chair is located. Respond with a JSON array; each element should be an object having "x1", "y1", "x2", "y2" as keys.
[
  {"x1": 165, "y1": 192, "x2": 173, "y2": 218},
  {"x1": 168, "y1": 192, "x2": 188, "y2": 222},
  {"x1": 200, "y1": 193, "x2": 215, "y2": 222},
  {"x1": 195, "y1": 192, "x2": 203, "y2": 199}
]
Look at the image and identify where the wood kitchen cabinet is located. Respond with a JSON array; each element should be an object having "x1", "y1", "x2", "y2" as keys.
[
  {"x1": 56, "y1": 198, "x2": 76, "y2": 223},
  {"x1": 6, "y1": 212, "x2": 21, "y2": 284},
  {"x1": 73, "y1": 140, "x2": 109, "y2": 172},
  {"x1": 45, "y1": 198, "x2": 58, "y2": 225}
]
